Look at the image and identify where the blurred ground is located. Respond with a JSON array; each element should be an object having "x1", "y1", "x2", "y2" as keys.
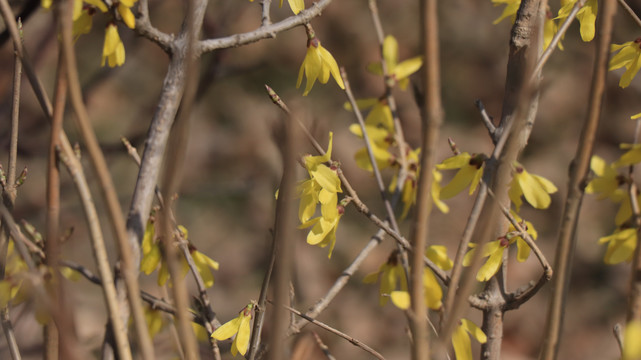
[{"x1": 2, "y1": 0, "x2": 641, "y2": 359}]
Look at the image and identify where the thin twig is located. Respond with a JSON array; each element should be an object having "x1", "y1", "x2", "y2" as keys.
[
  {"x1": 198, "y1": 0, "x2": 333, "y2": 54},
  {"x1": 261, "y1": 0, "x2": 273, "y2": 27},
  {"x1": 613, "y1": 323, "x2": 624, "y2": 356},
  {"x1": 56, "y1": 147, "x2": 133, "y2": 360},
  {"x1": 475, "y1": 100, "x2": 497, "y2": 142},
  {"x1": 539, "y1": 0, "x2": 617, "y2": 358},
  {"x1": 278, "y1": 303, "x2": 386, "y2": 360},
  {"x1": 530, "y1": 0, "x2": 585, "y2": 81},
  {"x1": 616, "y1": 0, "x2": 641, "y2": 29}
]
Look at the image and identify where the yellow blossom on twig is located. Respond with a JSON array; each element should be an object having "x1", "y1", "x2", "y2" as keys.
[
  {"x1": 367, "y1": 35, "x2": 423, "y2": 90},
  {"x1": 211, "y1": 303, "x2": 254, "y2": 356},
  {"x1": 508, "y1": 162, "x2": 557, "y2": 212},
  {"x1": 609, "y1": 38, "x2": 641, "y2": 88},
  {"x1": 297, "y1": 27, "x2": 344, "y2": 96}
]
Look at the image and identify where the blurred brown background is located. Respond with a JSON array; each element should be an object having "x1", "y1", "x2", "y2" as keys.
[{"x1": 2, "y1": 0, "x2": 641, "y2": 358}]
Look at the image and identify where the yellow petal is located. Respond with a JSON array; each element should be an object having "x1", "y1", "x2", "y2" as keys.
[
  {"x1": 517, "y1": 170, "x2": 551, "y2": 209},
  {"x1": 394, "y1": 56, "x2": 423, "y2": 80},
  {"x1": 382, "y1": 35, "x2": 399, "y2": 70},
  {"x1": 118, "y1": 3, "x2": 136, "y2": 29},
  {"x1": 452, "y1": 323, "x2": 473, "y2": 360},
  {"x1": 423, "y1": 268, "x2": 442, "y2": 310},
  {"x1": 624, "y1": 320, "x2": 641, "y2": 360},
  {"x1": 319, "y1": 45, "x2": 344, "y2": 89},
  {"x1": 235, "y1": 313, "x2": 251, "y2": 355},
  {"x1": 440, "y1": 165, "x2": 478, "y2": 199},
  {"x1": 287, "y1": 0, "x2": 304, "y2": 14},
  {"x1": 390, "y1": 290, "x2": 410, "y2": 310},
  {"x1": 426, "y1": 245, "x2": 453, "y2": 270},
  {"x1": 477, "y1": 245, "x2": 504, "y2": 281},
  {"x1": 212, "y1": 317, "x2": 242, "y2": 340},
  {"x1": 577, "y1": 0, "x2": 597, "y2": 42},
  {"x1": 461, "y1": 318, "x2": 487, "y2": 343}
]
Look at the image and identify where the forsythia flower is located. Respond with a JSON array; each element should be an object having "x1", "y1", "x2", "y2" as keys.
[
  {"x1": 437, "y1": 152, "x2": 486, "y2": 199},
  {"x1": 117, "y1": 0, "x2": 138, "y2": 29},
  {"x1": 614, "y1": 143, "x2": 641, "y2": 168},
  {"x1": 586, "y1": 155, "x2": 626, "y2": 202},
  {"x1": 363, "y1": 250, "x2": 407, "y2": 306},
  {"x1": 491, "y1": 0, "x2": 520, "y2": 25},
  {"x1": 452, "y1": 319, "x2": 487, "y2": 360},
  {"x1": 297, "y1": 132, "x2": 344, "y2": 258},
  {"x1": 102, "y1": 23, "x2": 126, "y2": 67},
  {"x1": 464, "y1": 214, "x2": 537, "y2": 281},
  {"x1": 389, "y1": 268, "x2": 443, "y2": 310},
  {"x1": 615, "y1": 193, "x2": 641, "y2": 226},
  {"x1": 140, "y1": 220, "x2": 219, "y2": 287},
  {"x1": 367, "y1": 35, "x2": 423, "y2": 90},
  {"x1": 388, "y1": 245, "x2": 452, "y2": 310},
  {"x1": 297, "y1": 28, "x2": 344, "y2": 96},
  {"x1": 508, "y1": 162, "x2": 557, "y2": 212},
  {"x1": 609, "y1": 38, "x2": 641, "y2": 88},
  {"x1": 557, "y1": 0, "x2": 598, "y2": 42},
  {"x1": 212, "y1": 303, "x2": 254, "y2": 357},
  {"x1": 598, "y1": 227, "x2": 636, "y2": 265}
]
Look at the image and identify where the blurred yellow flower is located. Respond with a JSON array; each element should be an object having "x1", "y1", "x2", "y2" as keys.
[
  {"x1": 624, "y1": 320, "x2": 641, "y2": 360},
  {"x1": 452, "y1": 319, "x2": 487, "y2": 360},
  {"x1": 491, "y1": 0, "x2": 520, "y2": 25},
  {"x1": 599, "y1": 227, "x2": 636, "y2": 265},
  {"x1": 102, "y1": 23, "x2": 125, "y2": 67},
  {"x1": 586, "y1": 155, "x2": 625, "y2": 202},
  {"x1": 367, "y1": 35, "x2": 423, "y2": 90},
  {"x1": 609, "y1": 39, "x2": 641, "y2": 88},
  {"x1": 363, "y1": 250, "x2": 407, "y2": 306}
]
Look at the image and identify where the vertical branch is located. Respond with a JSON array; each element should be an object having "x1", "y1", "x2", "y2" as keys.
[
  {"x1": 44, "y1": 20, "x2": 68, "y2": 360},
  {"x1": 57, "y1": 2, "x2": 155, "y2": 360},
  {"x1": 266, "y1": 102, "x2": 299, "y2": 360},
  {"x1": 0, "y1": 16, "x2": 24, "y2": 360},
  {"x1": 539, "y1": 0, "x2": 616, "y2": 358},
  {"x1": 158, "y1": 1, "x2": 206, "y2": 359},
  {"x1": 409, "y1": 0, "x2": 443, "y2": 358}
]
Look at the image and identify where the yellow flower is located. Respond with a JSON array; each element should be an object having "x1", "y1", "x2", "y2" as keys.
[
  {"x1": 389, "y1": 267, "x2": 443, "y2": 310},
  {"x1": 437, "y1": 152, "x2": 486, "y2": 199},
  {"x1": 297, "y1": 30, "x2": 344, "y2": 96},
  {"x1": 586, "y1": 155, "x2": 626, "y2": 202},
  {"x1": 491, "y1": 0, "x2": 520, "y2": 25},
  {"x1": 633, "y1": 112, "x2": 641, "y2": 120},
  {"x1": 143, "y1": 306, "x2": 165, "y2": 338},
  {"x1": 508, "y1": 162, "x2": 557, "y2": 212},
  {"x1": 363, "y1": 250, "x2": 407, "y2": 306},
  {"x1": 345, "y1": 98, "x2": 394, "y2": 132},
  {"x1": 609, "y1": 39, "x2": 641, "y2": 88},
  {"x1": 508, "y1": 212, "x2": 538, "y2": 262},
  {"x1": 212, "y1": 303, "x2": 253, "y2": 357},
  {"x1": 367, "y1": 35, "x2": 423, "y2": 90},
  {"x1": 615, "y1": 193, "x2": 641, "y2": 226},
  {"x1": 464, "y1": 215, "x2": 536, "y2": 281},
  {"x1": 388, "y1": 245, "x2": 451, "y2": 310},
  {"x1": 426, "y1": 245, "x2": 453, "y2": 270},
  {"x1": 452, "y1": 319, "x2": 487, "y2": 360},
  {"x1": 557, "y1": 0, "x2": 597, "y2": 42},
  {"x1": 614, "y1": 143, "x2": 641, "y2": 168},
  {"x1": 102, "y1": 23, "x2": 125, "y2": 67},
  {"x1": 303, "y1": 132, "x2": 342, "y2": 196},
  {"x1": 299, "y1": 194, "x2": 344, "y2": 258},
  {"x1": 140, "y1": 222, "x2": 219, "y2": 287},
  {"x1": 624, "y1": 320, "x2": 641, "y2": 360},
  {"x1": 599, "y1": 227, "x2": 637, "y2": 265}
]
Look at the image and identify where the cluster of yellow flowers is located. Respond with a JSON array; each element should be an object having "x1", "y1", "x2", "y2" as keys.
[
  {"x1": 42, "y1": 0, "x2": 137, "y2": 67},
  {"x1": 297, "y1": 132, "x2": 344, "y2": 258}
]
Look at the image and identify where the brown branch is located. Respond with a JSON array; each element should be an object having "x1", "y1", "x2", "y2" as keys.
[
  {"x1": 56, "y1": 147, "x2": 133, "y2": 360},
  {"x1": 197, "y1": 0, "x2": 333, "y2": 54},
  {"x1": 616, "y1": 0, "x2": 641, "y2": 29},
  {"x1": 278, "y1": 303, "x2": 386, "y2": 360},
  {"x1": 539, "y1": 0, "x2": 617, "y2": 358}
]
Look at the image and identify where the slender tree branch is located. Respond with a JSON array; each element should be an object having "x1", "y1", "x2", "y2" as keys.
[
  {"x1": 616, "y1": 0, "x2": 641, "y2": 29},
  {"x1": 278, "y1": 303, "x2": 386, "y2": 360},
  {"x1": 56, "y1": 147, "x2": 133, "y2": 360},
  {"x1": 197, "y1": 0, "x2": 334, "y2": 54},
  {"x1": 539, "y1": 0, "x2": 616, "y2": 358}
]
